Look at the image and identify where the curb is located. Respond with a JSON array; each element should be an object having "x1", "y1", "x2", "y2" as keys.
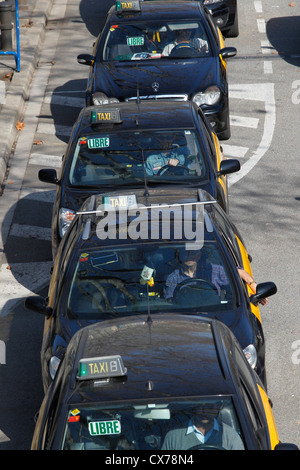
[{"x1": 0, "y1": 0, "x2": 55, "y2": 187}]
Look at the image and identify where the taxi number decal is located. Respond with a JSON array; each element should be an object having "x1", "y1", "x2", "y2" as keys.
[
  {"x1": 89, "y1": 420, "x2": 121, "y2": 436},
  {"x1": 127, "y1": 37, "x2": 144, "y2": 46},
  {"x1": 87, "y1": 137, "x2": 109, "y2": 149}
]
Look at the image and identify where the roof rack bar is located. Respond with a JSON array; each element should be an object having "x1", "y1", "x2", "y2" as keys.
[{"x1": 76, "y1": 200, "x2": 217, "y2": 216}]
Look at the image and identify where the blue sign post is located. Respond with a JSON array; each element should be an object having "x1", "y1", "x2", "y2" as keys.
[{"x1": 0, "y1": 0, "x2": 20, "y2": 71}]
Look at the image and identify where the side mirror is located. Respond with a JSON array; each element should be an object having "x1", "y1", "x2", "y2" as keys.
[
  {"x1": 250, "y1": 282, "x2": 277, "y2": 306},
  {"x1": 220, "y1": 46, "x2": 237, "y2": 60},
  {"x1": 38, "y1": 169, "x2": 59, "y2": 185},
  {"x1": 25, "y1": 296, "x2": 52, "y2": 318},
  {"x1": 218, "y1": 159, "x2": 240, "y2": 176},
  {"x1": 77, "y1": 53, "x2": 94, "y2": 66}
]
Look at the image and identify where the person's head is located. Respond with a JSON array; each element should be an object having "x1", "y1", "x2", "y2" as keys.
[
  {"x1": 181, "y1": 250, "x2": 201, "y2": 270},
  {"x1": 192, "y1": 402, "x2": 222, "y2": 429},
  {"x1": 175, "y1": 29, "x2": 192, "y2": 42}
]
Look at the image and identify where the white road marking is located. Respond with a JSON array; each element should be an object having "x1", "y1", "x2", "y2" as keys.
[
  {"x1": 264, "y1": 61, "x2": 273, "y2": 74},
  {"x1": 44, "y1": 93, "x2": 84, "y2": 108},
  {"x1": 257, "y1": 18, "x2": 266, "y2": 34},
  {"x1": 222, "y1": 144, "x2": 249, "y2": 159},
  {"x1": 261, "y1": 39, "x2": 274, "y2": 54},
  {"x1": 10, "y1": 223, "x2": 52, "y2": 241},
  {"x1": 36, "y1": 122, "x2": 72, "y2": 137},
  {"x1": 19, "y1": 188, "x2": 56, "y2": 203},
  {"x1": 29, "y1": 153, "x2": 62, "y2": 168},
  {"x1": 0, "y1": 81, "x2": 5, "y2": 105},
  {"x1": 254, "y1": 1, "x2": 263, "y2": 13},
  {"x1": 0, "y1": 262, "x2": 52, "y2": 318},
  {"x1": 230, "y1": 115, "x2": 259, "y2": 129},
  {"x1": 228, "y1": 83, "x2": 276, "y2": 187}
]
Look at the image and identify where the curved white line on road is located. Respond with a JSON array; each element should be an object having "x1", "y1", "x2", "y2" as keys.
[{"x1": 228, "y1": 83, "x2": 276, "y2": 187}]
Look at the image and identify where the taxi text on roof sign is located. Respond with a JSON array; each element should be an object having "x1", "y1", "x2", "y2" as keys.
[
  {"x1": 77, "y1": 355, "x2": 127, "y2": 380},
  {"x1": 91, "y1": 108, "x2": 122, "y2": 124},
  {"x1": 116, "y1": 1, "x2": 141, "y2": 12},
  {"x1": 103, "y1": 194, "x2": 137, "y2": 210}
]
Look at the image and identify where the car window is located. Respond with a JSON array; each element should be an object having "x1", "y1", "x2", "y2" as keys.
[
  {"x1": 101, "y1": 21, "x2": 212, "y2": 61},
  {"x1": 62, "y1": 398, "x2": 245, "y2": 450},
  {"x1": 66, "y1": 241, "x2": 236, "y2": 320},
  {"x1": 202, "y1": 8, "x2": 220, "y2": 47},
  {"x1": 68, "y1": 130, "x2": 208, "y2": 187},
  {"x1": 212, "y1": 207, "x2": 243, "y2": 267}
]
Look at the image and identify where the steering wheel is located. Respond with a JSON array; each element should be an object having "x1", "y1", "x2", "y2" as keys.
[
  {"x1": 170, "y1": 43, "x2": 199, "y2": 58},
  {"x1": 173, "y1": 278, "x2": 219, "y2": 298},
  {"x1": 174, "y1": 43, "x2": 196, "y2": 50},
  {"x1": 188, "y1": 444, "x2": 226, "y2": 450},
  {"x1": 156, "y1": 163, "x2": 190, "y2": 176}
]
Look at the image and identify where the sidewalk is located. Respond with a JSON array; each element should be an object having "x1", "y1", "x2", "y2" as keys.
[{"x1": 0, "y1": 0, "x2": 54, "y2": 187}]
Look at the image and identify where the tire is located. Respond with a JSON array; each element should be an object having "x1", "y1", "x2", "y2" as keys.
[{"x1": 225, "y1": 7, "x2": 239, "y2": 38}]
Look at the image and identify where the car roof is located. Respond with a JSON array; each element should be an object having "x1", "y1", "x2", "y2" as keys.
[
  {"x1": 108, "y1": 1, "x2": 204, "y2": 23},
  {"x1": 75, "y1": 188, "x2": 217, "y2": 245},
  {"x1": 65, "y1": 315, "x2": 237, "y2": 404},
  {"x1": 76, "y1": 101, "x2": 200, "y2": 135}
]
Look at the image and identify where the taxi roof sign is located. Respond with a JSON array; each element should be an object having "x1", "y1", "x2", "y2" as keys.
[
  {"x1": 116, "y1": 1, "x2": 141, "y2": 13},
  {"x1": 91, "y1": 108, "x2": 122, "y2": 125},
  {"x1": 77, "y1": 355, "x2": 127, "y2": 380}
]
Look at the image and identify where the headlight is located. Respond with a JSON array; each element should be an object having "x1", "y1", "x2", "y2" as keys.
[
  {"x1": 49, "y1": 356, "x2": 61, "y2": 380},
  {"x1": 203, "y1": 0, "x2": 221, "y2": 4},
  {"x1": 192, "y1": 86, "x2": 221, "y2": 106},
  {"x1": 243, "y1": 344, "x2": 257, "y2": 369},
  {"x1": 92, "y1": 92, "x2": 119, "y2": 106},
  {"x1": 59, "y1": 207, "x2": 75, "y2": 238}
]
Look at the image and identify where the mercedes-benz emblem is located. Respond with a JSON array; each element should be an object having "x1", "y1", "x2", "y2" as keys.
[{"x1": 152, "y1": 82, "x2": 159, "y2": 92}]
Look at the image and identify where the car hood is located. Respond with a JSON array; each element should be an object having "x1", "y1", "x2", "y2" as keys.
[
  {"x1": 58, "y1": 304, "x2": 255, "y2": 354},
  {"x1": 93, "y1": 58, "x2": 219, "y2": 99}
]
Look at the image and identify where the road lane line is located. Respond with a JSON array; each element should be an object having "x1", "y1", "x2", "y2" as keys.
[
  {"x1": 228, "y1": 83, "x2": 276, "y2": 187},
  {"x1": 10, "y1": 223, "x2": 52, "y2": 241},
  {"x1": 222, "y1": 144, "x2": 249, "y2": 159},
  {"x1": 0, "y1": 81, "x2": 5, "y2": 105},
  {"x1": 257, "y1": 18, "x2": 266, "y2": 34},
  {"x1": 29, "y1": 153, "x2": 62, "y2": 167},
  {"x1": 44, "y1": 93, "x2": 84, "y2": 108},
  {"x1": 230, "y1": 115, "x2": 259, "y2": 129},
  {"x1": 0, "y1": 262, "x2": 53, "y2": 318},
  {"x1": 254, "y1": 1, "x2": 263, "y2": 13},
  {"x1": 264, "y1": 61, "x2": 273, "y2": 74},
  {"x1": 36, "y1": 122, "x2": 72, "y2": 137}
]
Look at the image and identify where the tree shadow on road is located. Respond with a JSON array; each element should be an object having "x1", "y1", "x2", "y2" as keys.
[{"x1": 266, "y1": 16, "x2": 300, "y2": 67}]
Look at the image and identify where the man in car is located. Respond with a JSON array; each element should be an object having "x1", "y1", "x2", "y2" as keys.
[{"x1": 161, "y1": 402, "x2": 245, "y2": 450}]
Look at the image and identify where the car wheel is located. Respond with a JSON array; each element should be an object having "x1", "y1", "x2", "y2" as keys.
[
  {"x1": 218, "y1": 113, "x2": 231, "y2": 141},
  {"x1": 225, "y1": 7, "x2": 239, "y2": 38}
]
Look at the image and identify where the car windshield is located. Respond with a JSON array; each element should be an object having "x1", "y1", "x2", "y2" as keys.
[
  {"x1": 101, "y1": 21, "x2": 212, "y2": 61},
  {"x1": 62, "y1": 398, "x2": 245, "y2": 450},
  {"x1": 66, "y1": 241, "x2": 236, "y2": 320},
  {"x1": 68, "y1": 130, "x2": 208, "y2": 187}
]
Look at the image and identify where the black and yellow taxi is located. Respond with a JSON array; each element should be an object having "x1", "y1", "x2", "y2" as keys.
[
  {"x1": 25, "y1": 188, "x2": 276, "y2": 392},
  {"x1": 38, "y1": 101, "x2": 240, "y2": 256},
  {"x1": 31, "y1": 315, "x2": 298, "y2": 450},
  {"x1": 77, "y1": 1, "x2": 237, "y2": 140}
]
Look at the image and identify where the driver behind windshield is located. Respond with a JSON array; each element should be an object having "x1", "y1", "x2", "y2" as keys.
[
  {"x1": 161, "y1": 402, "x2": 245, "y2": 450},
  {"x1": 164, "y1": 250, "x2": 228, "y2": 301},
  {"x1": 145, "y1": 135, "x2": 187, "y2": 176},
  {"x1": 162, "y1": 29, "x2": 208, "y2": 57}
]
